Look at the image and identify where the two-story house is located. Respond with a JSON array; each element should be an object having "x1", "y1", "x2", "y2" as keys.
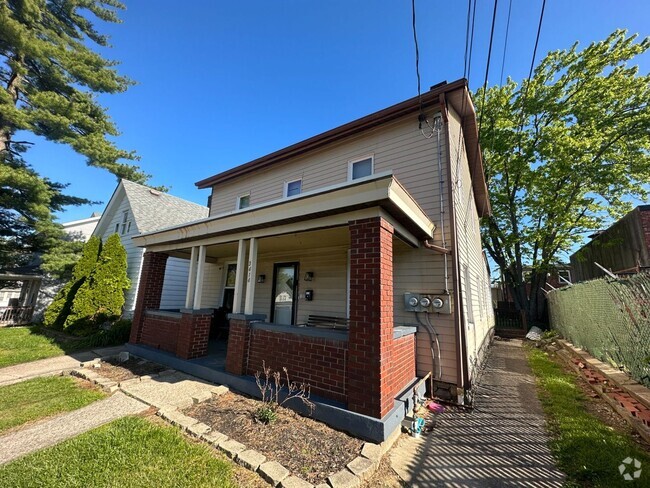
[{"x1": 126, "y1": 79, "x2": 494, "y2": 441}]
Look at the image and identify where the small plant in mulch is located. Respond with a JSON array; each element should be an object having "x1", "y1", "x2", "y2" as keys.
[{"x1": 253, "y1": 362, "x2": 315, "y2": 424}]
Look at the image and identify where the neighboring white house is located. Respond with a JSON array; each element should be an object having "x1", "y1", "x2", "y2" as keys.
[
  {"x1": 93, "y1": 180, "x2": 209, "y2": 316},
  {"x1": 61, "y1": 212, "x2": 102, "y2": 241}
]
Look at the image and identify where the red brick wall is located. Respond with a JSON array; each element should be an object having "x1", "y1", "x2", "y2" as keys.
[
  {"x1": 226, "y1": 318, "x2": 251, "y2": 375},
  {"x1": 390, "y1": 335, "x2": 416, "y2": 398},
  {"x1": 246, "y1": 328, "x2": 348, "y2": 403},
  {"x1": 176, "y1": 312, "x2": 212, "y2": 359},
  {"x1": 130, "y1": 252, "x2": 169, "y2": 344},
  {"x1": 140, "y1": 313, "x2": 180, "y2": 354},
  {"x1": 347, "y1": 217, "x2": 395, "y2": 418}
]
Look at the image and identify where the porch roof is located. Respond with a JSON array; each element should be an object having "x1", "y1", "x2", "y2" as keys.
[{"x1": 132, "y1": 173, "x2": 435, "y2": 251}]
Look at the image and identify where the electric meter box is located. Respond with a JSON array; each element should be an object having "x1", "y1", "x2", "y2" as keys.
[{"x1": 404, "y1": 292, "x2": 452, "y2": 314}]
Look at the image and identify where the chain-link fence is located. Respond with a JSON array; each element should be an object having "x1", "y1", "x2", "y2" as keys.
[{"x1": 548, "y1": 272, "x2": 650, "y2": 387}]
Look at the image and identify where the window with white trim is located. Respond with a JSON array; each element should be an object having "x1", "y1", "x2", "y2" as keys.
[
  {"x1": 237, "y1": 194, "x2": 250, "y2": 210},
  {"x1": 285, "y1": 179, "x2": 302, "y2": 197},
  {"x1": 348, "y1": 156, "x2": 373, "y2": 180}
]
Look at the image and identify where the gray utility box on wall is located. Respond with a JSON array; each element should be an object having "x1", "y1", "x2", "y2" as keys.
[{"x1": 404, "y1": 292, "x2": 452, "y2": 314}]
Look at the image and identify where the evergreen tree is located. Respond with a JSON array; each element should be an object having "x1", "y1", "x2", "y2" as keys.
[
  {"x1": 66, "y1": 233, "x2": 129, "y2": 327},
  {"x1": 0, "y1": 0, "x2": 148, "y2": 268},
  {"x1": 43, "y1": 235, "x2": 101, "y2": 328}
]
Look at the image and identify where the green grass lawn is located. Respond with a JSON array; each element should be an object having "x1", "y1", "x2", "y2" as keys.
[
  {"x1": 0, "y1": 326, "x2": 80, "y2": 368},
  {"x1": 0, "y1": 376, "x2": 105, "y2": 433},
  {"x1": 0, "y1": 416, "x2": 237, "y2": 488},
  {"x1": 528, "y1": 347, "x2": 650, "y2": 487}
]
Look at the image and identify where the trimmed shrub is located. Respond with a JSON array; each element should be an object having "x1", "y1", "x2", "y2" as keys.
[
  {"x1": 43, "y1": 236, "x2": 102, "y2": 329},
  {"x1": 66, "y1": 234, "x2": 130, "y2": 329}
]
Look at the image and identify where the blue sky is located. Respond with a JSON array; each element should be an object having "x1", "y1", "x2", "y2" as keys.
[{"x1": 28, "y1": 0, "x2": 649, "y2": 222}]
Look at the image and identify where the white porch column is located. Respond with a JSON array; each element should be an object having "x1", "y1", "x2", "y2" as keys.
[
  {"x1": 193, "y1": 245, "x2": 207, "y2": 310},
  {"x1": 244, "y1": 237, "x2": 258, "y2": 315},
  {"x1": 185, "y1": 246, "x2": 198, "y2": 308},
  {"x1": 233, "y1": 239, "x2": 247, "y2": 314}
]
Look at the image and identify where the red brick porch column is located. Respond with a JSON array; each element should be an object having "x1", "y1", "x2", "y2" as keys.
[
  {"x1": 225, "y1": 314, "x2": 253, "y2": 375},
  {"x1": 130, "y1": 252, "x2": 169, "y2": 344},
  {"x1": 347, "y1": 217, "x2": 394, "y2": 418},
  {"x1": 176, "y1": 310, "x2": 213, "y2": 359}
]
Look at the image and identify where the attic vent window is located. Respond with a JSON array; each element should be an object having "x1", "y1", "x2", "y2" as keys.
[
  {"x1": 120, "y1": 210, "x2": 132, "y2": 235},
  {"x1": 149, "y1": 189, "x2": 161, "y2": 196}
]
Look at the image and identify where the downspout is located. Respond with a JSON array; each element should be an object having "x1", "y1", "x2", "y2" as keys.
[{"x1": 439, "y1": 92, "x2": 470, "y2": 402}]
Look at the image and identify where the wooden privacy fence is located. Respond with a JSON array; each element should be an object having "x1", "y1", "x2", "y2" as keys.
[{"x1": 493, "y1": 306, "x2": 528, "y2": 338}]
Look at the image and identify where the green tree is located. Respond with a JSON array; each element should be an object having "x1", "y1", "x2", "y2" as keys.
[
  {"x1": 43, "y1": 234, "x2": 101, "y2": 329},
  {"x1": 477, "y1": 30, "x2": 650, "y2": 322},
  {"x1": 66, "y1": 233, "x2": 129, "y2": 328},
  {"x1": 0, "y1": 0, "x2": 148, "y2": 268}
]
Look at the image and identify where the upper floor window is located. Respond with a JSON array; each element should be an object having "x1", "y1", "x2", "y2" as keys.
[
  {"x1": 237, "y1": 194, "x2": 250, "y2": 210},
  {"x1": 285, "y1": 179, "x2": 302, "y2": 197},
  {"x1": 349, "y1": 156, "x2": 374, "y2": 180}
]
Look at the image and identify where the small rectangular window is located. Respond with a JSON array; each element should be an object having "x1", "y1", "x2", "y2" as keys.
[
  {"x1": 285, "y1": 179, "x2": 302, "y2": 197},
  {"x1": 349, "y1": 156, "x2": 373, "y2": 180},
  {"x1": 237, "y1": 194, "x2": 250, "y2": 210},
  {"x1": 114, "y1": 223, "x2": 119, "y2": 234},
  {"x1": 121, "y1": 210, "x2": 129, "y2": 235}
]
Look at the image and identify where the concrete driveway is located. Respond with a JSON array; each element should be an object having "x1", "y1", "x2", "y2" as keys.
[{"x1": 390, "y1": 339, "x2": 565, "y2": 487}]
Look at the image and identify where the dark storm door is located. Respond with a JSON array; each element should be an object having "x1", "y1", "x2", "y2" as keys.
[{"x1": 271, "y1": 262, "x2": 298, "y2": 325}]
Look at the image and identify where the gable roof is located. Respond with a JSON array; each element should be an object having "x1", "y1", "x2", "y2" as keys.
[
  {"x1": 94, "y1": 180, "x2": 209, "y2": 238},
  {"x1": 194, "y1": 78, "x2": 490, "y2": 217}
]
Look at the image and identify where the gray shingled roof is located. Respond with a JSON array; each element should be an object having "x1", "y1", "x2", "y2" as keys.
[{"x1": 122, "y1": 180, "x2": 209, "y2": 233}]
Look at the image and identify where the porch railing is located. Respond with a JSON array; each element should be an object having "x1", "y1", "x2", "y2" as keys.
[{"x1": 0, "y1": 306, "x2": 35, "y2": 326}]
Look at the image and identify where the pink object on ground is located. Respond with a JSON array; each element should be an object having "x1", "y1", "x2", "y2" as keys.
[{"x1": 427, "y1": 402, "x2": 445, "y2": 414}]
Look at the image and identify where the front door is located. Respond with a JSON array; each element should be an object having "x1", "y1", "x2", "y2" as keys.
[{"x1": 271, "y1": 262, "x2": 298, "y2": 325}]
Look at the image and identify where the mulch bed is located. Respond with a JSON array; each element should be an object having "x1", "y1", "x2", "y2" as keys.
[
  {"x1": 184, "y1": 391, "x2": 363, "y2": 484},
  {"x1": 94, "y1": 357, "x2": 167, "y2": 383}
]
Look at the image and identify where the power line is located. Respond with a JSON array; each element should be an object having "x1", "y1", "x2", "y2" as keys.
[
  {"x1": 411, "y1": 0, "x2": 421, "y2": 102},
  {"x1": 466, "y1": 0, "x2": 478, "y2": 82},
  {"x1": 477, "y1": 0, "x2": 500, "y2": 142},
  {"x1": 499, "y1": 0, "x2": 513, "y2": 86}
]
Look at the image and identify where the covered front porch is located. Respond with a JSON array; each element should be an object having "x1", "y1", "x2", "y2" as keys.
[
  {"x1": 0, "y1": 270, "x2": 42, "y2": 326},
  {"x1": 129, "y1": 174, "x2": 434, "y2": 427}
]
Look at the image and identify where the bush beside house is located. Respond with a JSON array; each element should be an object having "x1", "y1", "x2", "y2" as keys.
[
  {"x1": 43, "y1": 234, "x2": 130, "y2": 336},
  {"x1": 43, "y1": 236, "x2": 101, "y2": 329},
  {"x1": 66, "y1": 234, "x2": 131, "y2": 330}
]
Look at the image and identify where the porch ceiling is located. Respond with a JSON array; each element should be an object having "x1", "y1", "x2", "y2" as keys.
[{"x1": 133, "y1": 173, "x2": 435, "y2": 253}]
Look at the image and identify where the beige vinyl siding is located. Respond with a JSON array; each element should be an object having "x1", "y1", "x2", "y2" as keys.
[
  {"x1": 209, "y1": 112, "x2": 446, "y2": 220},
  {"x1": 207, "y1": 109, "x2": 463, "y2": 385},
  {"x1": 447, "y1": 106, "x2": 495, "y2": 382},
  {"x1": 200, "y1": 262, "x2": 222, "y2": 308},
  {"x1": 393, "y1": 242, "x2": 457, "y2": 384}
]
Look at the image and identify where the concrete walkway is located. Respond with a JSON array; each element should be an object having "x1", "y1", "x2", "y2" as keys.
[
  {"x1": 0, "y1": 391, "x2": 148, "y2": 465},
  {"x1": 0, "y1": 345, "x2": 126, "y2": 387},
  {"x1": 391, "y1": 339, "x2": 565, "y2": 487}
]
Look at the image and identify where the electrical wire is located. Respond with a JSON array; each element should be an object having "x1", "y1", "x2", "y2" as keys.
[
  {"x1": 411, "y1": 0, "x2": 436, "y2": 138},
  {"x1": 499, "y1": 0, "x2": 513, "y2": 86},
  {"x1": 477, "y1": 0, "x2": 500, "y2": 142},
  {"x1": 424, "y1": 312, "x2": 443, "y2": 380}
]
